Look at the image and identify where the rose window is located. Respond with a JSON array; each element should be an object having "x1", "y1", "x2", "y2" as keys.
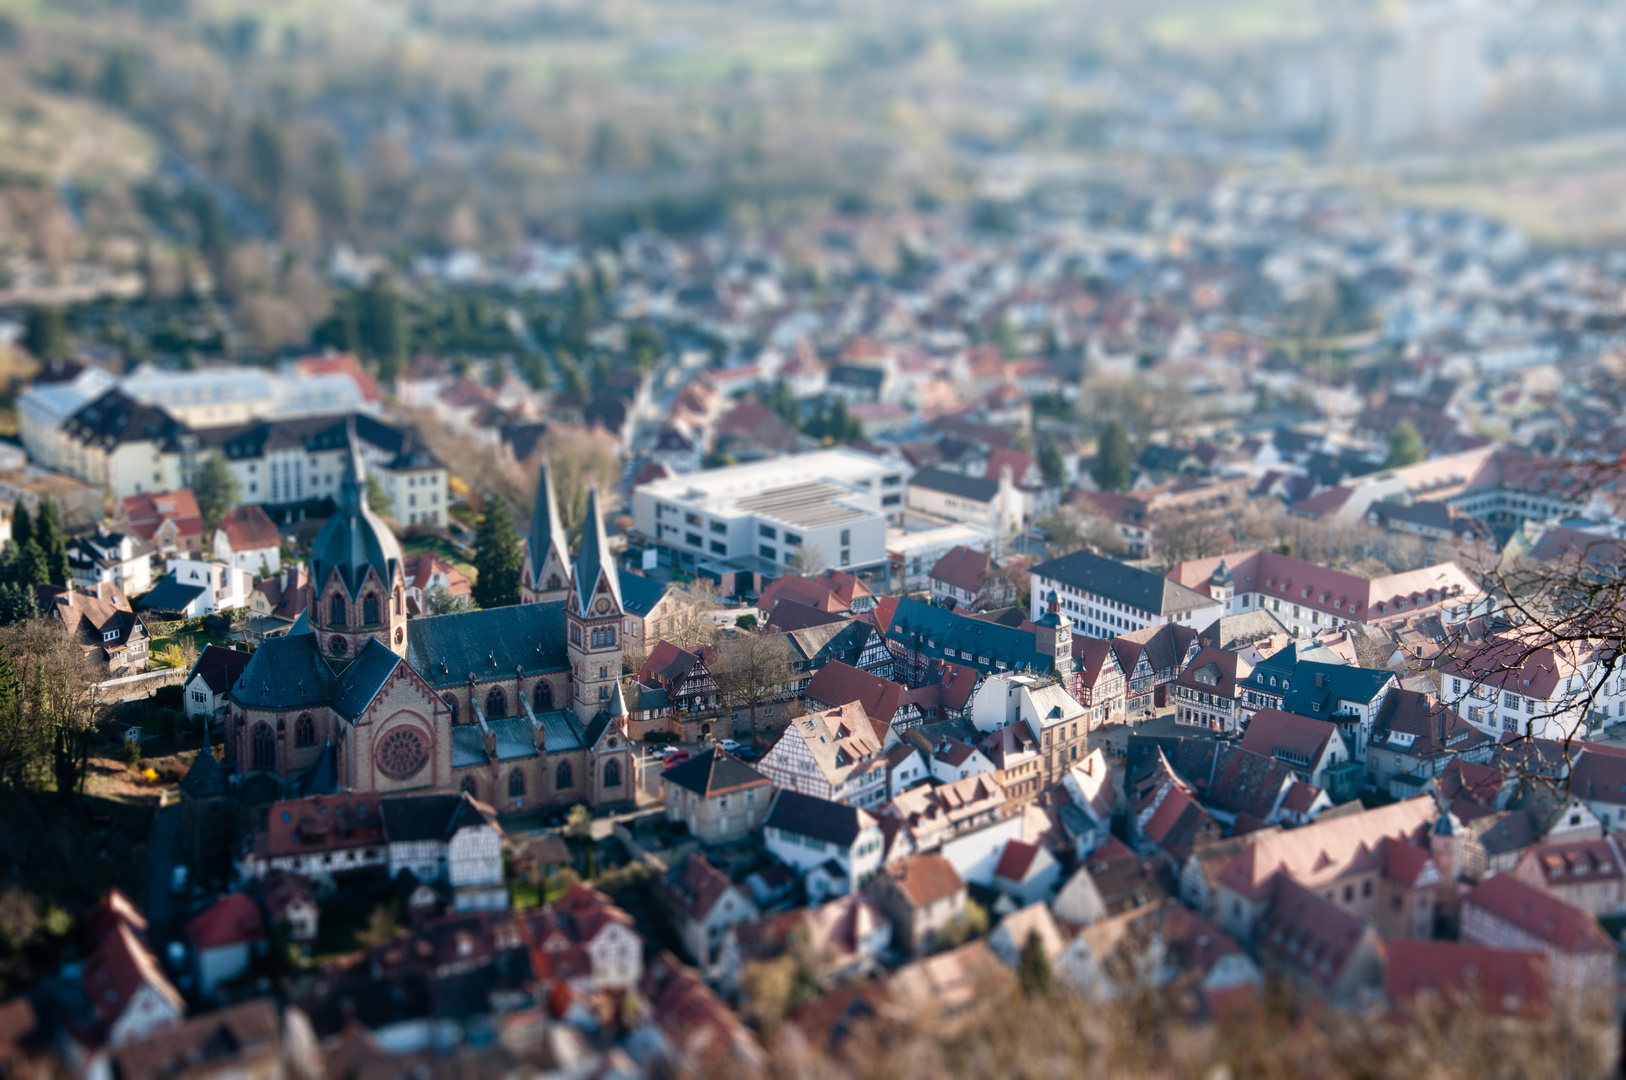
[{"x1": 376, "y1": 727, "x2": 428, "y2": 779}]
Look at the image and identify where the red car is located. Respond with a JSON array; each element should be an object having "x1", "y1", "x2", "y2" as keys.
[{"x1": 661, "y1": 748, "x2": 691, "y2": 766}]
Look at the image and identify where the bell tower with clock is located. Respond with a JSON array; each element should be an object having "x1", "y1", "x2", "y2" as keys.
[{"x1": 567, "y1": 485, "x2": 624, "y2": 719}]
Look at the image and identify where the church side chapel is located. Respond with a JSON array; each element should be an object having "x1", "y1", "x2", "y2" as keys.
[{"x1": 225, "y1": 432, "x2": 633, "y2": 814}]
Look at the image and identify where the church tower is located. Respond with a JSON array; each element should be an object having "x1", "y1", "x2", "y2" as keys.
[
  {"x1": 1209, "y1": 559, "x2": 1235, "y2": 614},
  {"x1": 307, "y1": 421, "x2": 408, "y2": 670},
  {"x1": 1036, "y1": 588, "x2": 1075, "y2": 687},
  {"x1": 521, "y1": 459, "x2": 571, "y2": 605},
  {"x1": 567, "y1": 485, "x2": 623, "y2": 718}
]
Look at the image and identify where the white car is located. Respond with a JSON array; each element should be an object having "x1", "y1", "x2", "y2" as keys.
[{"x1": 718, "y1": 739, "x2": 744, "y2": 753}]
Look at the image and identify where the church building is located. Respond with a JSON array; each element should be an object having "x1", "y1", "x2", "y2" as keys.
[{"x1": 225, "y1": 440, "x2": 634, "y2": 813}]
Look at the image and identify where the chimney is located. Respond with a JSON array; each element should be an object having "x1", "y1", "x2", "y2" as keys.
[{"x1": 1314, "y1": 672, "x2": 1325, "y2": 689}]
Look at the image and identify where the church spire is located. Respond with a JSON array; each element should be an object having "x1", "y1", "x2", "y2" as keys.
[
  {"x1": 572, "y1": 484, "x2": 621, "y2": 612},
  {"x1": 525, "y1": 459, "x2": 570, "y2": 599}
]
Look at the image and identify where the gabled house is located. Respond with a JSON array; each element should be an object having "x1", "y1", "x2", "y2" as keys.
[
  {"x1": 118, "y1": 489, "x2": 202, "y2": 558},
  {"x1": 1460, "y1": 874, "x2": 1616, "y2": 995},
  {"x1": 663, "y1": 853, "x2": 759, "y2": 969},
  {"x1": 1366, "y1": 688, "x2": 1496, "y2": 795},
  {"x1": 212, "y1": 505, "x2": 281, "y2": 575},
  {"x1": 719, "y1": 894, "x2": 891, "y2": 997},
  {"x1": 186, "y1": 893, "x2": 265, "y2": 996},
  {"x1": 1052, "y1": 838, "x2": 1171, "y2": 927},
  {"x1": 929, "y1": 545, "x2": 1000, "y2": 611},
  {"x1": 1171, "y1": 646, "x2": 1250, "y2": 733},
  {"x1": 182, "y1": 644, "x2": 251, "y2": 724},
  {"x1": 1254, "y1": 878, "x2": 1387, "y2": 1004},
  {"x1": 39, "y1": 584, "x2": 150, "y2": 674},
  {"x1": 803, "y1": 661, "x2": 924, "y2": 729},
  {"x1": 928, "y1": 736, "x2": 997, "y2": 785},
  {"x1": 662, "y1": 748, "x2": 773, "y2": 844},
  {"x1": 967, "y1": 673, "x2": 1092, "y2": 787},
  {"x1": 758, "y1": 702, "x2": 890, "y2": 808},
  {"x1": 1237, "y1": 708, "x2": 1354, "y2": 792},
  {"x1": 763, "y1": 790, "x2": 886, "y2": 902},
  {"x1": 379, "y1": 791, "x2": 506, "y2": 912},
  {"x1": 867, "y1": 854, "x2": 968, "y2": 956},
  {"x1": 81, "y1": 915, "x2": 183, "y2": 1047},
  {"x1": 244, "y1": 563, "x2": 309, "y2": 641},
  {"x1": 1055, "y1": 750, "x2": 1116, "y2": 857},
  {"x1": 1111, "y1": 623, "x2": 1202, "y2": 718},
  {"x1": 1571, "y1": 749, "x2": 1626, "y2": 833},
  {"x1": 1513, "y1": 836, "x2": 1626, "y2": 919},
  {"x1": 1242, "y1": 648, "x2": 1398, "y2": 761},
  {"x1": 779, "y1": 618, "x2": 895, "y2": 690},
  {"x1": 637, "y1": 641, "x2": 720, "y2": 717},
  {"x1": 1069, "y1": 636, "x2": 1127, "y2": 728},
  {"x1": 991, "y1": 840, "x2": 1062, "y2": 907},
  {"x1": 878, "y1": 773, "x2": 1011, "y2": 858},
  {"x1": 978, "y1": 723, "x2": 1043, "y2": 807},
  {"x1": 66, "y1": 530, "x2": 153, "y2": 595},
  {"x1": 760, "y1": 569, "x2": 877, "y2": 616}
]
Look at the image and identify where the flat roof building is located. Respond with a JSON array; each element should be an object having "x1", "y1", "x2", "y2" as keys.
[{"x1": 630, "y1": 449, "x2": 900, "y2": 585}]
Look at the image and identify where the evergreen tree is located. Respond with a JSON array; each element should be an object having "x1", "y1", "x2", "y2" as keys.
[
  {"x1": 0, "y1": 583, "x2": 32, "y2": 626},
  {"x1": 192, "y1": 453, "x2": 241, "y2": 533},
  {"x1": 1093, "y1": 421, "x2": 1133, "y2": 493},
  {"x1": 15, "y1": 542, "x2": 46, "y2": 588},
  {"x1": 366, "y1": 274, "x2": 409, "y2": 383},
  {"x1": 1018, "y1": 930, "x2": 1053, "y2": 998},
  {"x1": 365, "y1": 474, "x2": 394, "y2": 518},
  {"x1": 1038, "y1": 437, "x2": 1066, "y2": 486},
  {"x1": 33, "y1": 499, "x2": 68, "y2": 586},
  {"x1": 0, "y1": 642, "x2": 17, "y2": 712},
  {"x1": 1384, "y1": 419, "x2": 1427, "y2": 469},
  {"x1": 8, "y1": 504, "x2": 30, "y2": 551},
  {"x1": 23, "y1": 306, "x2": 67, "y2": 362},
  {"x1": 471, "y1": 496, "x2": 523, "y2": 609}
]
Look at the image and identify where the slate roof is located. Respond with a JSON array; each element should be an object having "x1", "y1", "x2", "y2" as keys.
[
  {"x1": 136, "y1": 575, "x2": 206, "y2": 613},
  {"x1": 308, "y1": 427, "x2": 403, "y2": 598},
  {"x1": 184, "y1": 644, "x2": 251, "y2": 696},
  {"x1": 619, "y1": 572, "x2": 668, "y2": 617},
  {"x1": 879, "y1": 596, "x2": 1051, "y2": 675},
  {"x1": 1032, "y1": 550, "x2": 1215, "y2": 617},
  {"x1": 63, "y1": 389, "x2": 189, "y2": 451},
  {"x1": 406, "y1": 602, "x2": 570, "y2": 689},
  {"x1": 232, "y1": 632, "x2": 335, "y2": 711},
  {"x1": 572, "y1": 486, "x2": 621, "y2": 613},
  {"x1": 1247, "y1": 650, "x2": 1395, "y2": 716},
  {"x1": 909, "y1": 466, "x2": 1000, "y2": 503},
  {"x1": 331, "y1": 639, "x2": 405, "y2": 720},
  {"x1": 765, "y1": 790, "x2": 874, "y2": 848},
  {"x1": 380, "y1": 791, "x2": 499, "y2": 843},
  {"x1": 663, "y1": 749, "x2": 770, "y2": 797},
  {"x1": 525, "y1": 460, "x2": 569, "y2": 585}
]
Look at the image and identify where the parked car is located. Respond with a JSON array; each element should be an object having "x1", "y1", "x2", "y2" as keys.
[
  {"x1": 734, "y1": 747, "x2": 761, "y2": 763},
  {"x1": 662, "y1": 748, "x2": 691, "y2": 766},
  {"x1": 718, "y1": 739, "x2": 744, "y2": 753}
]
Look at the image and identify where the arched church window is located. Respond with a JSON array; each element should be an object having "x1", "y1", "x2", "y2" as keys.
[
  {"x1": 364, "y1": 594, "x2": 379, "y2": 625},
  {"x1": 330, "y1": 594, "x2": 346, "y2": 626},
  {"x1": 443, "y1": 694, "x2": 459, "y2": 722},
  {"x1": 555, "y1": 760, "x2": 573, "y2": 789},
  {"x1": 534, "y1": 681, "x2": 553, "y2": 712},
  {"x1": 461, "y1": 775, "x2": 478, "y2": 797},
  {"x1": 486, "y1": 687, "x2": 507, "y2": 719},
  {"x1": 548, "y1": 574, "x2": 561, "y2": 590},
  {"x1": 508, "y1": 769, "x2": 526, "y2": 798},
  {"x1": 570, "y1": 625, "x2": 582, "y2": 646},
  {"x1": 603, "y1": 760, "x2": 621, "y2": 788},
  {"x1": 394, "y1": 587, "x2": 403, "y2": 616},
  {"x1": 251, "y1": 723, "x2": 275, "y2": 770},
  {"x1": 295, "y1": 714, "x2": 316, "y2": 747},
  {"x1": 330, "y1": 635, "x2": 347, "y2": 655}
]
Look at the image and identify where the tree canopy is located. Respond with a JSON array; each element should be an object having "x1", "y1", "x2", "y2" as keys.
[
  {"x1": 192, "y1": 453, "x2": 241, "y2": 533},
  {"x1": 1093, "y1": 421, "x2": 1133, "y2": 492},
  {"x1": 471, "y1": 496, "x2": 523, "y2": 609}
]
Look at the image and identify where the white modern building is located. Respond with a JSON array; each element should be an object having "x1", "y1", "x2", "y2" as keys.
[{"x1": 630, "y1": 448, "x2": 900, "y2": 581}]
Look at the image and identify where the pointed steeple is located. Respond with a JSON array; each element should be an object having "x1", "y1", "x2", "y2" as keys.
[
  {"x1": 572, "y1": 484, "x2": 621, "y2": 612},
  {"x1": 526, "y1": 459, "x2": 569, "y2": 587},
  {"x1": 608, "y1": 679, "x2": 628, "y2": 720},
  {"x1": 309, "y1": 417, "x2": 403, "y2": 598}
]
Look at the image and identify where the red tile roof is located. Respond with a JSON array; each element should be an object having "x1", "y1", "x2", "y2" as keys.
[
  {"x1": 216, "y1": 504, "x2": 280, "y2": 552},
  {"x1": 1386, "y1": 941, "x2": 1550, "y2": 1018},
  {"x1": 804, "y1": 661, "x2": 905, "y2": 722},
  {"x1": 1464, "y1": 874, "x2": 1614, "y2": 954},
  {"x1": 929, "y1": 546, "x2": 995, "y2": 593},
  {"x1": 1256, "y1": 877, "x2": 1375, "y2": 990},
  {"x1": 888, "y1": 854, "x2": 966, "y2": 908},
  {"x1": 186, "y1": 893, "x2": 265, "y2": 951},
  {"x1": 120, "y1": 489, "x2": 202, "y2": 540},
  {"x1": 1238, "y1": 708, "x2": 1338, "y2": 765}
]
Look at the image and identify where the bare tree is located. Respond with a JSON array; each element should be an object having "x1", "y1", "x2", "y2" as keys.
[
  {"x1": 0, "y1": 620, "x2": 96, "y2": 796},
  {"x1": 538, "y1": 427, "x2": 622, "y2": 542},
  {"x1": 710, "y1": 630, "x2": 797, "y2": 749},
  {"x1": 664, "y1": 579, "x2": 722, "y2": 651},
  {"x1": 786, "y1": 544, "x2": 830, "y2": 578}
]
